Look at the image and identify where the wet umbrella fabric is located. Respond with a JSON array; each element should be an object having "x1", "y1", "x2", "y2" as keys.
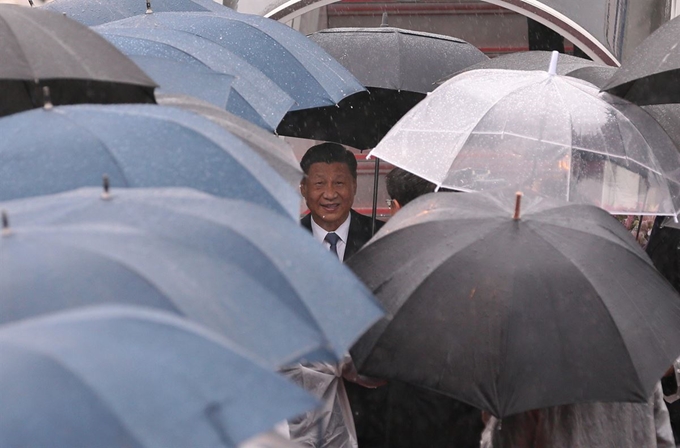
[
  {"x1": 157, "y1": 93, "x2": 303, "y2": 188},
  {"x1": 0, "y1": 306, "x2": 317, "y2": 448},
  {"x1": 370, "y1": 69, "x2": 680, "y2": 216},
  {"x1": 0, "y1": 104, "x2": 299, "y2": 219},
  {"x1": 0, "y1": 188, "x2": 383, "y2": 368},
  {"x1": 279, "y1": 26, "x2": 487, "y2": 149},
  {"x1": 95, "y1": 27, "x2": 294, "y2": 131},
  {"x1": 602, "y1": 15, "x2": 680, "y2": 105},
  {"x1": 101, "y1": 12, "x2": 365, "y2": 112},
  {"x1": 0, "y1": 5, "x2": 155, "y2": 117},
  {"x1": 41, "y1": 0, "x2": 225, "y2": 26},
  {"x1": 346, "y1": 191, "x2": 680, "y2": 418}
]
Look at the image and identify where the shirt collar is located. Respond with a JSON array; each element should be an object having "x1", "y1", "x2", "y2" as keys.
[{"x1": 310, "y1": 212, "x2": 351, "y2": 244}]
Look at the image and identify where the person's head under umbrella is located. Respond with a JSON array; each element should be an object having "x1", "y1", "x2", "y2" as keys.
[
  {"x1": 299, "y1": 142, "x2": 384, "y2": 262},
  {"x1": 385, "y1": 166, "x2": 437, "y2": 215}
]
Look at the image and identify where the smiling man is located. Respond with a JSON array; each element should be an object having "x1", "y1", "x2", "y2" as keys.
[{"x1": 300, "y1": 142, "x2": 383, "y2": 262}]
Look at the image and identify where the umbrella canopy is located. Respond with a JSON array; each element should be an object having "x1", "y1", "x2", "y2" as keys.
[
  {"x1": 41, "y1": 0, "x2": 225, "y2": 26},
  {"x1": 0, "y1": 305, "x2": 317, "y2": 447},
  {"x1": 0, "y1": 104, "x2": 299, "y2": 219},
  {"x1": 0, "y1": 187, "x2": 383, "y2": 368},
  {"x1": 157, "y1": 93, "x2": 302, "y2": 188},
  {"x1": 278, "y1": 24, "x2": 487, "y2": 150},
  {"x1": 369, "y1": 66, "x2": 680, "y2": 216},
  {"x1": 95, "y1": 27, "x2": 294, "y2": 131},
  {"x1": 602, "y1": 15, "x2": 680, "y2": 105},
  {"x1": 0, "y1": 5, "x2": 155, "y2": 117},
  {"x1": 101, "y1": 11, "x2": 365, "y2": 111},
  {"x1": 347, "y1": 190, "x2": 680, "y2": 418}
]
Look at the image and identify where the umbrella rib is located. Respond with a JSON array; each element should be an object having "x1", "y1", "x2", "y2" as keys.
[{"x1": 0, "y1": 339, "x2": 149, "y2": 448}]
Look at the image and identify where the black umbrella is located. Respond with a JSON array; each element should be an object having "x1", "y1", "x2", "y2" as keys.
[
  {"x1": 347, "y1": 190, "x2": 680, "y2": 418},
  {"x1": 602, "y1": 15, "x2": 680, "y2": 105},
  {"x1": 0, "y1": 5, "x2": 156, "y2": 117},
  {"x1": 278, "y1": 17, "x2": 488, "y2": 149}
]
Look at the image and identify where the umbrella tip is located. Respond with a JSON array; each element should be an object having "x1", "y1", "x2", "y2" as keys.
[
  {"x1": 42, "y1": 86, "x2": 53, "y2": 110},
  {"x1": 548, "y1": 50, "x2": 559, "y2": 76},
  {"x1": 381, "y1": 12, "x2": 389, "y2": 27},
  {"x1": 101, "y1": 174, "x2": 112, "y2": 201},
  {"x1": 146, "y1": 0, "x2": 153, "y2": 14},
  {"x1": 2, "y1": 210, "x2": 11, "y2": 237},
  {"x1": 513, "y1": 192, "x2": 523, "y2": 220}
]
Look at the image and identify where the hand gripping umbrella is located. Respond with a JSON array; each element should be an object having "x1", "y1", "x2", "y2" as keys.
[
  {"x1": 0, "y1": 5, "x2": 156, "y2": 117},
  {"x1": 0, "y1": 187, "x2": 383, "y2": 368},
  {"x1": 0, "y1": 103, "x2": 299, "y2": 219},
  {"x1": 0, "y1": 305, "x2": 317, "y2": 448},
  {"x1": 370, "y1": 52, "x2": 680, "y2": 217},
  {"x1": 346, "y1": 190, "x2": 680, "y2": 418}
]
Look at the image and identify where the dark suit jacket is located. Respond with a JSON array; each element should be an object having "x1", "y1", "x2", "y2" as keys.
[{"x1": 300, "y1": 209, "x2": 384, "y2": 260}]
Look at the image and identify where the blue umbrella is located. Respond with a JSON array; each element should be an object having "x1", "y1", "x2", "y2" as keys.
[
  {"x1": 0, "y1": 187, "x2": 384, "y2": 368},
  {"x1": 41, "y1": 0, "x2": 226, "y2": 26},
  {"x1": 98, "y1": 11, "x2": 366, "y2": 111},
  {"x1": 0, "y1": 305, "x2": 317, "y2": 448},
  {"x1": 0, "y1": 104, "x2": 299, "y2": 219},
  {"x1": 95, "y1": 27, "x2": 295, "y2": 131}
]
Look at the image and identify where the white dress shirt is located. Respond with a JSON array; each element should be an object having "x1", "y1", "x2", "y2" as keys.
[{"x1": 310, "y1": 214, "x2": 351, "y2": 261}]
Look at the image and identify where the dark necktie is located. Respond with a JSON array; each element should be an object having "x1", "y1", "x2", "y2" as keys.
[{"x1": 325, "y1": 232, "x2": 341, "y2": 259}]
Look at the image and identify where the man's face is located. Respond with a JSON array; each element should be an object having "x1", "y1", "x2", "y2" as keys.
[{"x1": 300, "y1": 162, "x2": 357, "y2": 232}]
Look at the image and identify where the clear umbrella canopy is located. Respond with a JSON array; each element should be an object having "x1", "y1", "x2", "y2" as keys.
[{"x1": 370, "y1": 66, "x2": 680, "y2": 216}]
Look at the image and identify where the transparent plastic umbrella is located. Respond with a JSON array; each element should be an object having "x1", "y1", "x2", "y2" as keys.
[{"x1": 370, "y1": 55, "x2": 680, "y2": 216}]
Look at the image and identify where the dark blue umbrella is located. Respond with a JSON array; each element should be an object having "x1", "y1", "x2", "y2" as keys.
[
  {"x1": 41, "y1": 0, "x2": 226, "y2": 26},
  {"x1": 98, "y1": 11, "x2": 365, "y2": 111},
  {"x1": 0, "y1": 104, "x2": 299, "y2": 219},
  {"x1": 0, "y1": 305, "x2": 317, "y2": 448},
  {"x1": 0, "y1": 187, "x2": 384, "y2": 368},
  {"x1": 95, "y1": 27, "x2": 295, "y2": 131}
]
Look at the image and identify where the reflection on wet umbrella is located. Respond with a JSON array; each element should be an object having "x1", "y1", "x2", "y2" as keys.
[
  {"x1": 603, "y1": 15, "x2": 680, "y2": 105},
  {"x1": 0, "y1": 5, "x2": 155, "y2": 117},
  {"x1": 347, "y1": 190, "x2": 680, "y2": 418},
  {"x1": 0, "y1": 187, "x2": 383, "y2": 368},
  {"x1": 101, "y1": 11, "x2": 365, "y2": 112},
  {"x1": 279, "y1": 16, "x2": 488, "y2": 150},
  {"x1": 95, "y1": 27, "x2": 295, "y2": 131},
  {"x1": 0, "y1": 305, "x2": 317, "y2": 447},
  {"x1": 370, "y1": 54, "x2": 680, "y2": 216},
  {"x1": 41, "y1": 0, "x2": 226, "y2": 26},
  {"x1": 157, "y1": 93, "x2": 302, "y2": 188},
  {"x1": 0, "y1": 104, "x2": 299, "y2": 219}
]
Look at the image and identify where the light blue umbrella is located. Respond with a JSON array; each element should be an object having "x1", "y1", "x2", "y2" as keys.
[
  {"x1": 0, "y1": 305, "x2": 317, "y2": 448},
  {"x1": 95, "y1": 27, "x2": 295, "y2": 131},
  {"x1": 0, "y1": 103, "x2": 299, "y2": 219},
  {"x1": 98, "y1": 11, "x2": 366, "y2": 111},
  {"x1": 0, "y1": 187, "x2": 384, "y2": 368},
  {"x1": 41, "y1": 0, "x2": 226, "y2": 26}
]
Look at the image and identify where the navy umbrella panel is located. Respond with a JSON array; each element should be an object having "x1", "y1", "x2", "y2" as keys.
[
  {"x1": 101, "y1": 11, "x2": 366, "y2": 111},
  {"x1": 41, "y1": 0, "x2": 226, "y2": 26},
  {"x1": 0, "y1": 306, "x2": 317, "y2": 448},
  {"x1": 0, "y1": 104, "x2": 300, "y2": 219},
  {"x1": 95, "y1": 27, "x2": 295, "y2": 131},
  {"x1": 0, "y1": 188, "x2": 384, "y2": 367},
  {"x1": 0, "y1": 5, "x2": 156, "y2": 117}
]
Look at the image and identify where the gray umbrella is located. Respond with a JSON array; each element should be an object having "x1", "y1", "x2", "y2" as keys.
[
  {"x1": 0, "y1": 5, "x2": 155, "y2": 117},
  {"x1": 347, "y1": 190, "x2": 680, "y2": 418},
  {"x1": 0, "y1": 305, "x2": 317, "y2": 447},
  {"x1": 95, "y1": 27, "x2": 294, "y2": 131},
  {"x1": 0, "y1": 187, "x2": 383, "y2": 368},
  {"x1": 0, "y1": 103, "x2": 299, "y2": 219},
  {"x1": 41, "y1": 0, "x2": 226, "y2": 26},
  {"x1": 157, "y1": 93, "x2": 302, "y2": 188}
]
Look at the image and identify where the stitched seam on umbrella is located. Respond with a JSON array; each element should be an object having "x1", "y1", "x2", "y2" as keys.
[{"x1": 0, "y1": 339, "x2": 148, "y2": 448}]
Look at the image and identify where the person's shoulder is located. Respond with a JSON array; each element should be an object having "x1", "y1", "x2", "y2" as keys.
[
  {"x1": 350, "y1": 209, "x2": 385, "y2": 231},
  {"x1": 300, "y1": 213, "x2": 312, "y2": 230}
]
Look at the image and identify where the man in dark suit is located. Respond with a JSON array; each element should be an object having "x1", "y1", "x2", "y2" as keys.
[{"x1": 300, "y1": 142, "x2": 383, "y2": 261}]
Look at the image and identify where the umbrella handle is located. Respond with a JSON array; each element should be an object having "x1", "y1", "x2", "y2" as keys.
[{"x1": 371, "y1": 158, "x2": 380, "y2": 236}]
